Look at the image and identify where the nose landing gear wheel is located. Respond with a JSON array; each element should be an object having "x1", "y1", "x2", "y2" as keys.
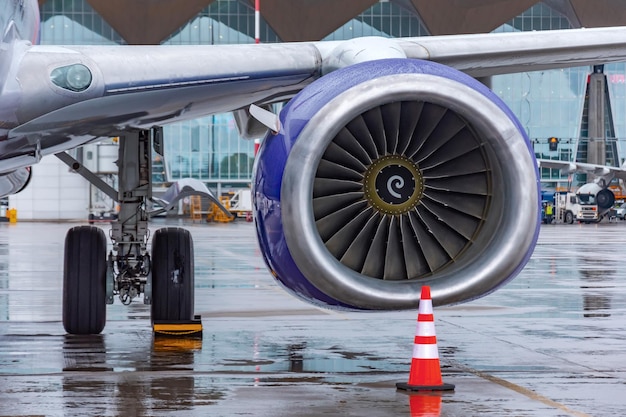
[
  {"x1": 63, "y1": 226, "x2": 107, "y2": 335},
  {"x1": 151, "y1": 227, "x2": 195, "y2": 322}
]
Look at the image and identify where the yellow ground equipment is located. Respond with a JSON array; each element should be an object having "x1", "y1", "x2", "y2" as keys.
[
  {"x1": 153, "y1": 315, "x2": 203, "y2": 338},
  {"x1": 189, "y1": 195, "x2": 204, "y2": 222},
  {"x1": 207, "y1": 196, "x2": 235, "y2": 222}
]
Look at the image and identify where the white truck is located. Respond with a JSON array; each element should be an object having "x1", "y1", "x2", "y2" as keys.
[
  {"x1": 554, "y1": 189, "x2": 600, "y2": 224},
  {"x1": 553, "y1": 182, "x2": 617, "y2": 224}
]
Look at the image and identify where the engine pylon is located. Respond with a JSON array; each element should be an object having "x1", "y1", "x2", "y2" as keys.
[{"x1": 397, "y1": 286, "x2": 455, "y2": 392}]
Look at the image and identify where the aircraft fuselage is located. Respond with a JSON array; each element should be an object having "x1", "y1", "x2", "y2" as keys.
[{"x1": 0, "y1": 0, "x2": 39, "y2": 141}]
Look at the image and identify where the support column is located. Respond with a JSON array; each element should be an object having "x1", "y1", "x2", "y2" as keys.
[{"x1": 587, "y1": 65, "x2": 606, "y2": 170}]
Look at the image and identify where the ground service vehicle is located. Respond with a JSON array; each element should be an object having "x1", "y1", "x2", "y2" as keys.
[
  {"x1": 616, "y1": 202, "x2": 626, "y2": 219},
  {"x1": 554, "y1": 190, "x2": 600, "y2": 224}
]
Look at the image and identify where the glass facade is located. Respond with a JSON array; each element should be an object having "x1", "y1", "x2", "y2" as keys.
[{"x1": 39, "y1": 1, "x2": 626, "y2": 191}]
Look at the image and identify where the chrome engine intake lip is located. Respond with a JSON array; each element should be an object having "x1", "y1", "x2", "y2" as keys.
[{"x1": 281, "y1": 71, "x2": 538, "y2": 309}]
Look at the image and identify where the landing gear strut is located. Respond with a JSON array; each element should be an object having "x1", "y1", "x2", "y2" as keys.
[{"x1": 58, "y1": 128, "x2": 196, "y2": 335}]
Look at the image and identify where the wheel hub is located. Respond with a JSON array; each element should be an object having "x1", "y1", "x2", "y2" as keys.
[{"x1": 363, "y1": 155, "x2": 424, "y2": 215}]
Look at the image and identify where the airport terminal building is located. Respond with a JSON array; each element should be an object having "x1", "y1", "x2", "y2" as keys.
[{"x1": 11, "y1": 0, "x2": 626, "y2": 219}]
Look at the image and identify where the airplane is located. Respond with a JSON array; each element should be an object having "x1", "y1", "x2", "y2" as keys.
[
  {"x1": 7, "y1": 0, "x2": 626, "y2": 335},
  {"x1": 538, "y1": 158, "x2": 626, "y2": 218}
]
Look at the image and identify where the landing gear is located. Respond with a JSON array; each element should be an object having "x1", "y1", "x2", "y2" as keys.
[
  {"x1": 57, "y1": 127, "x2": 198, "y2": 335},
  {"x1": 62, "y1": 226, "x2": 107, "y2": 335},
  {"x1": 151, "y1": 227, "x2": 194, "y2": 322}
]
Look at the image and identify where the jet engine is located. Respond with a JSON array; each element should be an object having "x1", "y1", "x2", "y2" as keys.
[
  {"x1": 0, "y1": 167, "x2": 31, "y2": 197},
  {"x1": 577, "y1": 182, "x2": 615, "y2": 210},
  {"x1": 253, "y1": 59, "x2": 540, "y2": 310}
]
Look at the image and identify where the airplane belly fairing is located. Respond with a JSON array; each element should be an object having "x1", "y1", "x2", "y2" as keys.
[{"x1": 253, "y1": 59, "x2": 541, "y2": 309}]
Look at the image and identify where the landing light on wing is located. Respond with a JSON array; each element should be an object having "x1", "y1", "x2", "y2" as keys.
[{"x1": 50, "y1": 64, "x2": 92, "y2": 92}]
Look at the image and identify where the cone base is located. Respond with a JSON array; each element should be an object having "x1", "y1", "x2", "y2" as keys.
[{"x1": 396, "y1": 382, "x2": 455, "y2": 392}]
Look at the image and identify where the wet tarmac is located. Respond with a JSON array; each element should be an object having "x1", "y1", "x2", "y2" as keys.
[{"x1": 0, "y1": 218, "x2": 625, "y2": 416}]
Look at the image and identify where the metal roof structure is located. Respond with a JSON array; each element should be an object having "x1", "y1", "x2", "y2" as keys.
[{"x1": 37, "y1": 0, "x2": 626, "y2": 44}]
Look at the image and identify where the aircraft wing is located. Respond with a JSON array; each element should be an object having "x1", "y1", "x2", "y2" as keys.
[
  {"x1": 398, "y1": 26, "x2": 626, "y2": 77},
  {"x1": 7, "y1": 26, "x2": 626, "y2": 171},
  {"x1": 537, "y1": 159, "x2": 626, "y2": 181}
]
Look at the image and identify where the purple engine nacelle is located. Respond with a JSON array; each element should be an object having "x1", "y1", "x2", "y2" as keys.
[{"x1": 253, "y1": 59, "x2": 540, "y2": 310}]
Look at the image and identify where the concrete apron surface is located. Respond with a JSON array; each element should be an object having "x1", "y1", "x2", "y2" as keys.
[{"x1": 0, "y1": 219, "x2": 624, "y2": 416}]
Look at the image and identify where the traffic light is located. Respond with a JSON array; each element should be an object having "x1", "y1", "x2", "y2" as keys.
[{"x1": 548, "y1": 136, "x2": 559, "y2": 151}]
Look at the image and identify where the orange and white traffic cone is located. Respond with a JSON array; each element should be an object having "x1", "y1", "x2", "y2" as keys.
[{"x1": 397, "y1": 286, "x2": 455, "y2": 392}]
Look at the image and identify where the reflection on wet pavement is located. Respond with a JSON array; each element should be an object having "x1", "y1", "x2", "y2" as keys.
[{"x1": 0, "y1": 220, "x2": 625, "y2": 416}]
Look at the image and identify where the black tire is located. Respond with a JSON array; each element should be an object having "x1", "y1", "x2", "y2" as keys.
[
  {"x1": 151, "y1": 227, "x2": 194, "y2": 322},
  {"x1": 565, "y1": 211, "x2": 574, "y2": 224},
  {"x1": 63, "y1": 226, "x2": 107, "y2": 335}
]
